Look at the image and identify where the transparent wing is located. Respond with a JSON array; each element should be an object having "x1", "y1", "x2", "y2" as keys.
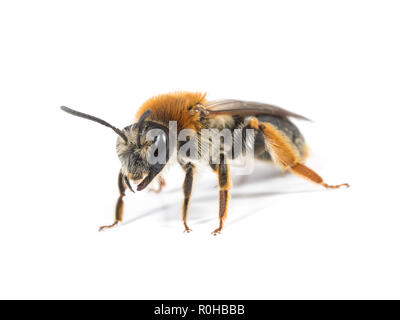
[{"x1": 205, "y1": 99, "x2": 310, "y2": 121}]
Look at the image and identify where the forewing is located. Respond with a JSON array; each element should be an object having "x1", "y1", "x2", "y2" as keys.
[{"x1": 205, "y1": 99, "x2": 310, "y2": 121}]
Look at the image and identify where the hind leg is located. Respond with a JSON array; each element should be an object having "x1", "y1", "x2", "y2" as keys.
[
  {"x1": 290, "y1": 163, "x2": 349, "y2": 189},
  {"x1": 249, "y1": 118, "x2": 349, "y2": 189}
]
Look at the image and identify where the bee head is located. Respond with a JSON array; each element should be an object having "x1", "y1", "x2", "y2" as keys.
[
  {"x1": 117, "y1": 110, "x2": 169, "y2": 190},
  {"x1": 61, "y1": 107, "x2": 169, "y2": 192}
]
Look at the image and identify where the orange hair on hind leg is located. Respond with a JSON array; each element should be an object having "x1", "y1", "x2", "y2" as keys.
[{"x1": 256, "y1": 121, "x2": 349, "y2": 189}]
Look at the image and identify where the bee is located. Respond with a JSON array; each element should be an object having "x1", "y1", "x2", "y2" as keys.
[{"x1": 61, "y1": 92, "x2": 349, "y2": 235}]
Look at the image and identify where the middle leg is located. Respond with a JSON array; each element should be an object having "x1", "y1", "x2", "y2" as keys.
[
  {"x1": 182, "y1": 162, "x2": 194, "y2": 233},
  {"x1": 211, "y1": 153, "x2": 231, "y2": 235}
]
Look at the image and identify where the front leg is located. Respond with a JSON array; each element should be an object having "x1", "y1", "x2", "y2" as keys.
[
  {"x1": 211, "y1": 154, "x2": 231, "y2": 235},
  {"x1": 182, "y1": 163, "x2": 194, "y2": 233},
  {"x1": 99, "y1": 171, "x2": 127, "y2": 231}
]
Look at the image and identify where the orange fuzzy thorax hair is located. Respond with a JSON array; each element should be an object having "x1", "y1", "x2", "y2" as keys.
[{"x1": 135, "y1": 92, "x2": 207, "y2": 130}]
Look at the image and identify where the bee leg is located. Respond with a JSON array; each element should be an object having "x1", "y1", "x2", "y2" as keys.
[
  {"x1": 99, "y1": 171, "x2": 127, "y2": 231},
  {"x1": 290, "y1": 163, "x2": 350, "y2": 189},
  {"x1": 211, "y1": 154, "x2": 231, "y2": 236},
  {"x1": 182, "y1": 163, "x2": 194, "y2": 233},
  {"x1": 149, "y1": 176, "x2": 166, "y2": 193},
  {"x1": 250, "y1": 118, "x2": 350, "y2": 189}
]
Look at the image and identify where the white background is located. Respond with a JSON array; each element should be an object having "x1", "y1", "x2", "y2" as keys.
[{"x1": 1, "y1": 0, "x2": 399, "y2": 299}]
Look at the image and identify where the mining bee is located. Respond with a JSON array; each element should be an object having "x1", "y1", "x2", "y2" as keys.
[{"x1": 61, "y1": 92, "x2": 349, "y2": 235}]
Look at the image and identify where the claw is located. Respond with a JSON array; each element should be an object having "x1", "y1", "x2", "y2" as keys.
[
  {"x1": 211, "y1": 227, "x2": 222, "y2": 236},
  {"x1": 183, "y1": 222, "x2": 192, "y2": 233}
]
